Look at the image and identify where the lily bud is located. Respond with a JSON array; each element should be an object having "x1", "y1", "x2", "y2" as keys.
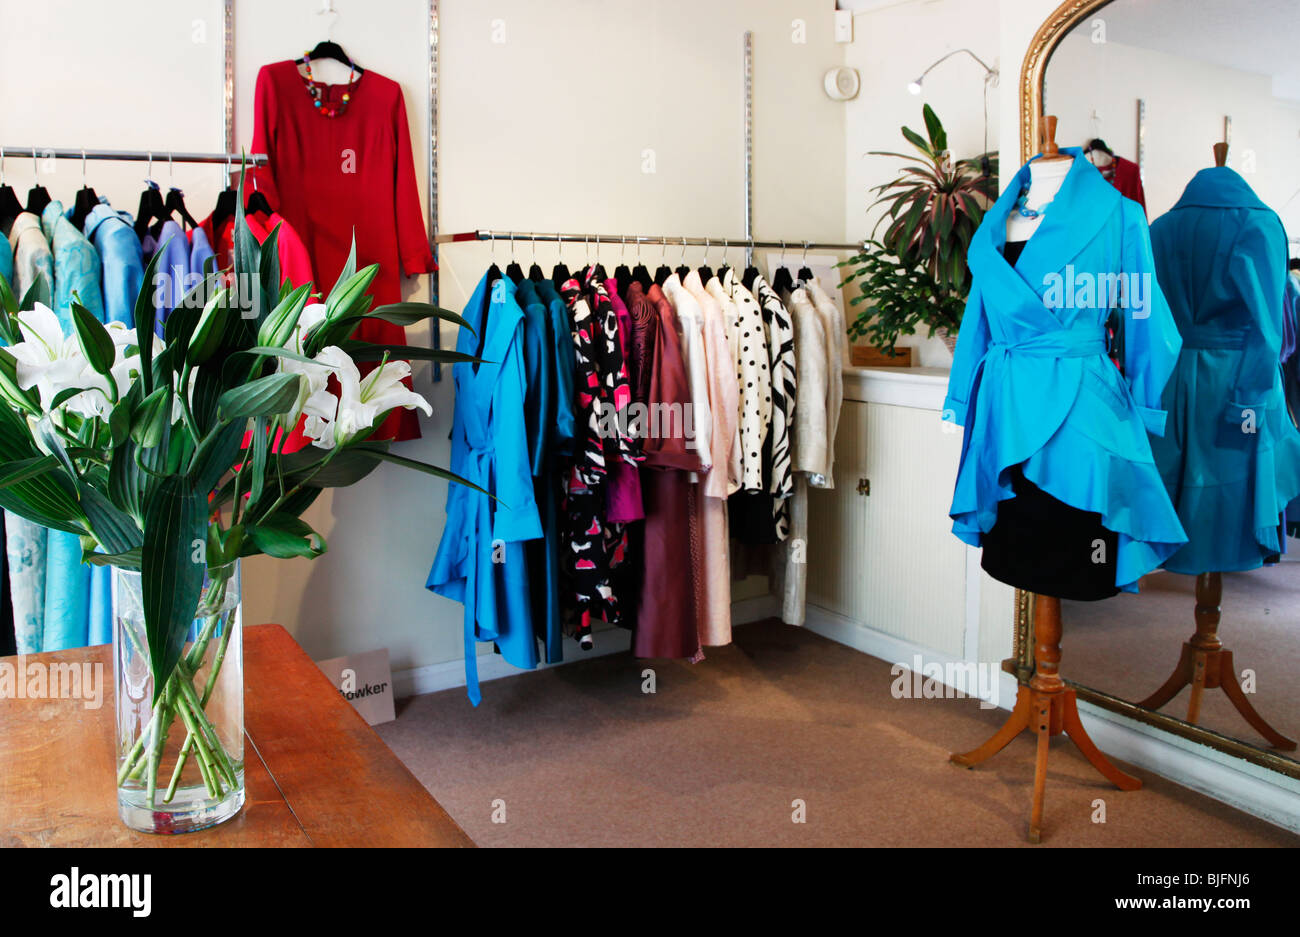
[
  {"x1": 257, "y1": 284, "x2": 312, "y2": 350},
  {"x1": 187, "y1": 287, "x2": 231, "y2": 366}
]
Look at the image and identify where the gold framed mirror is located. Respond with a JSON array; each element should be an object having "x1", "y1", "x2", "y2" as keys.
[{"x1": 1014, "y1": 0, "x2": 1300, "y2": 781}]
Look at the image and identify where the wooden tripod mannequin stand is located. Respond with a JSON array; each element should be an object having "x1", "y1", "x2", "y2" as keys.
[
  {"x1": 951, "y1": 593, "x2": 1141, "y2": 843},
  {"x1": 1136, "y1": 572, "x2": 1297, "y2": 750},
  {"x1": 950, "y1": 115, "x2": 1142, "y2": 843}
]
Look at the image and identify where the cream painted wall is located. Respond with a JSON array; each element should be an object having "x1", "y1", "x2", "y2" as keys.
[
  {"x1": 842, "y1": 0, "x2": 1002, "y2": 367},
  {"x1": 2, "y1": 0, "x2": 1068, "y2": 682},
  {"x1": 1048, "y1": 33, "x2": 1300, "y2": 234},
  {"x1": 0, "y1": 0, "x2": 227, "y2": 212},
  {"x1": 230, "y1": 0, "x2": 849, "y2": 673}
]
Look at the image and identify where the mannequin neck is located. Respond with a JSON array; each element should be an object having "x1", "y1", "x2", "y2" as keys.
[{"x1": 1007, "y1": 157, "x2": 1073, "y2": 242}]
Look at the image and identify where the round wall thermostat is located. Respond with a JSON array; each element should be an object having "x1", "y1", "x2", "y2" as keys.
[{"x1": 824, "y1": 66, "x2": 861, "y2": 101}]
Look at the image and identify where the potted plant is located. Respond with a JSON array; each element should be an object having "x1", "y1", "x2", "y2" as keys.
[
  {"x1": 0, "y1": 177, "x2": 474, "y2": 833},
  {"x1": 841, "y1": 103, "x2": 997, "y2": 355}
]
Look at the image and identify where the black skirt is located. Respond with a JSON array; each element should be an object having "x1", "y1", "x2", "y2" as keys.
[{"x1": 980, "y1": 464, "x2": 1120, "y2": 602}]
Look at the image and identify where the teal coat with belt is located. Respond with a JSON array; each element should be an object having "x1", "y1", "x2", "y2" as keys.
[
  {"x1": 427, "y1": 272, "x2": 543, "y2": 705},
  {"x1": 1148, "y1": 166, "x2": 1300, "y2": 573},
  {"x1": 944, "y1": 149, "x2": 1187, "y2": 591}
]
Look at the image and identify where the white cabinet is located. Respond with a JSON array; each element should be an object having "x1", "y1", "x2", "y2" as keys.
[{"x1": 806, "y1": 399, "x2": 970, "y2": 658}]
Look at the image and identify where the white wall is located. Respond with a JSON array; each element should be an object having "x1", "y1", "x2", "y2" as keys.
[
  {"x1": 0, "y1": 0, "x2": 227, "y2": 213},
  {"x1": 1048, "y1": 32, "x2": 1300, "y2": 233},
  {"x1": 0, "y1": 0, "x2": 849, "y2": 673},
  {"x1": 842, "y1": 0, "x2": 1002, "y2": 367},
  {"x1": 3, "y1": 0, "x2": 1058, "y2": 681}
]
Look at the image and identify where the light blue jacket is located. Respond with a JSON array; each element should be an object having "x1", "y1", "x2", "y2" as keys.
[
  {"x1": 1148, "y1": 167, "x2": 1300, "y2": 572},
  {"x1": 945, "y1": 149, "x2": 1187, "y2": 591},
  {"x1": 427, "y1": 273, "x2": 543, "y2": 704},
  {"x1": 38, "y1": 202, "x2": 106, "y2": 651},
  {"x1": 84, "y1": 202, "x2": 142, "y2": 327}
]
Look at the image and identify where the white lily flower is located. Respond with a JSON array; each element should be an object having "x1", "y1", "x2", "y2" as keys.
[
  {"x1": 275, "y1": 303, "x2": 334, "y2": 422},
  {"x1": 8, "y1": 303, "x2": 89, "y2": 411},
  {"x1": 302, "y1": 347, "x2": 432, "y2": 450},
  {"x1": 60, "y1": 322, "x2": 142, "y2": 420}
]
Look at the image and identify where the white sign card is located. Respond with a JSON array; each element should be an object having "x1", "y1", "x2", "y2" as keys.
[{"x1": 315, "y1": 647, "x2": 396, "y2": 725}]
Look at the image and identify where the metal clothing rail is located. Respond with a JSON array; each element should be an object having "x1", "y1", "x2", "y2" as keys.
[
  {"x1": 435, "y1": 229, "x2": 865, "y2": 253},
  {"x1": 0, "y1": 147, "x2": 267, "y2": 166}
]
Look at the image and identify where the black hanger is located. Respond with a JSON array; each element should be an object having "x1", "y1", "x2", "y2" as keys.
[
  {"x1": 742, "y1": 265, "x2": 761, "y2": 291},
  {"x1": 652, "y1": 265, "x2": 671, "y2": 287},
  {"x1": 592, "y1": 263, "x2": 608, "y2": 282},
  {"x1": 244, "y1": 186, "x2": 274, "y2": 219},
  {"x1": 772, "y1": 266, "x2": 795, "y2": 296},
  {"x1": 0, "y1": 182, "x2": 21, "y2": 230},
  {"x1": 528, "y1": 262, "x2": 546, "y2": 283},
  {"x1": 134, "y1": 182, "x2": 168, "y2": 240},
  {"x1": 211, "y1": 186, "x2": 238, "y2": 238},
  {"x1": 506, "y1": 261, "x2": 525, "y2": 284},
  {"x1": 613, "y1": 263, "x2": 632, "y2": 299},
  {"x1": 25, "y1": 183, "x2": 50, "y2": 217},
  {"x1": 798, "y1": 264, "x2": 814, "y2": 283},
  {"x1": 473, "y1": 263, "x2": 502, "y2": 372},
  {"x1": 166, "y1": 187, "x2": 199, "y2": 230},
  {"x1": 632, "y1": 262, "x2": 652, "y2": 292},
  {"x1": 698, "y1": 263, "x2": 714, "y2": 283},
  {"x1": 305, "y1": 40, "x2": 364, "y2": 73},
  {"x1": 69, "y1": 185, "x2": 100, "y2": 232},
  {"x1": 552, "y1": 262, "x2": 570, "y2": 290}
]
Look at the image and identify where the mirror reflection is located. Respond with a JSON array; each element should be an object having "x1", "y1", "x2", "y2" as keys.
[{"x1": 1045, "y1": 0, "x2": 1300, "y2": 762}]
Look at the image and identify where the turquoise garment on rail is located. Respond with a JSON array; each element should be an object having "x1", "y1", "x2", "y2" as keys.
[
  {"x1": 1148, "y1": 166, "x2": 1300, "y2": 573},
  {"x1": 38, "y1": 202, "x2": 105, "y2": 651},
  {"x1": 427, "y1": 272, "x2": 543, "y2": 705},
  {"x1": 0, "y1": 228, "x2": 12, "y2": 286},
  {"x1": 944, "y1": 149, "x2": 1188, "y2": 592}
]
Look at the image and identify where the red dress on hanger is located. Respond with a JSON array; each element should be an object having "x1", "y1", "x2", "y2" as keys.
[{"x1": 249, "y1": 59, "x2": 437, "y2": 442}]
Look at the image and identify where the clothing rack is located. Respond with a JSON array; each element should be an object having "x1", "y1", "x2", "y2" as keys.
[
  {"x1": 0, "y1": 147, "x2": 267, "y2": 166},
  {"x1": 435, "y1": 229, "x2": 866, "y2": 254}
]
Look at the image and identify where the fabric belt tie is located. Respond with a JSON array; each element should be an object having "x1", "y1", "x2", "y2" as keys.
[
  {"x1": 1181, "y1": 326, "x2": 1248, "y2": 350},
  {"x1": 990, "y1": 328, "x2": 1107, "y2": 358}
]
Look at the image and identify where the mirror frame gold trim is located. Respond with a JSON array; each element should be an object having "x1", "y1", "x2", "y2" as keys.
[{"x1": 1015, "y1": 0, "x2": 1300, "y2": 781}]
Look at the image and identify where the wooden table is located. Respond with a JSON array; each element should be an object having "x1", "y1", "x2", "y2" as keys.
[{"x1": 0, "y1": 624, "x2": 474, "y2": 847}]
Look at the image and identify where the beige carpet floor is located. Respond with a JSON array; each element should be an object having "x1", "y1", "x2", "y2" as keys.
[
  {"x1": 376, "y1": 619, "x2": 1298, "y2": 847},
  {"x1": 1063, "y1": 556, "x2": 1300, "y2": 759}
]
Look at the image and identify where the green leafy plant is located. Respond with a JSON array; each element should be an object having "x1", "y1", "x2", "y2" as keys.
[
  {"x1": 841, "y1": 240, "x2": 968, "y2": 355},
  {"x1": 0, "y1": 167, "x2": 477, "y2": 807},
  {"x1": 840, "y1": 103, "x2": 997, "y2": 352}
]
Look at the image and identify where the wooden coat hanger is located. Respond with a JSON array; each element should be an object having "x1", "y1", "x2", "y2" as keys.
[{"x1": 1213, "y1": 142, "x2": 1229, "y2": 168}]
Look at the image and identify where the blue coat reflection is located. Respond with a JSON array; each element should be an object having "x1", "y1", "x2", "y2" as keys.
[{"x1": 1148, "y1": 167, "x2": 1300, "y2": 573}]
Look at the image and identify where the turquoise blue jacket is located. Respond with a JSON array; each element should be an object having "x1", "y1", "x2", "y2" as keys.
[
  {"x1": 1148, "y1": 167, "x2": 1300, "y2": 572},
  {"x1": 945, "y1": 149, "x2": 1188, "y2": 591},
  {"x1": 37, "y1": 202, "x2": 106, "y2": 651},
  {"x1": 427, "y1": 273, "x2": 543, "y2": 704}
]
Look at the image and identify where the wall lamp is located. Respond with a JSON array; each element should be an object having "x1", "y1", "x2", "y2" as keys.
[{"x1": 908, "y1": 48, "x2": 999, "y2": 95}]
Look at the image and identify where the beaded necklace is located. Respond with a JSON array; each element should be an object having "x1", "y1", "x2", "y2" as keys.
[
  {"x1": 298, "y1": 54, "x2": 359, "y2": 118},
  {"x1": 1014, "y1": 187, "x2": 1052, "y2": 220}
]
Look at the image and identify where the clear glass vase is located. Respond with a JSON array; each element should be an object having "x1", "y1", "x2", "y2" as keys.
[{"x1": 112, "y1": 561, "x2": 245, "y2": 834}]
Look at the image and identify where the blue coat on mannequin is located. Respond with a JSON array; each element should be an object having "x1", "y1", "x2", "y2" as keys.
[{"x1": 944, "y1": 149, "x2": 1187, "y2": 591}]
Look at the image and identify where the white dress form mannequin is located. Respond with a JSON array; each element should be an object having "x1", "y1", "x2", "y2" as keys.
[{"x1": 1006, "y1": 158, "x2": 1072, "y2": 243}]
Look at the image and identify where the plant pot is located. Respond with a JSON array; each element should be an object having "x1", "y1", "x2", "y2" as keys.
[
  {"x1": 112, "y1": 561, "x2": 244, "y2": 834},
  {"x1": 935, "y1": 327, "x2": 959, "y2": 355}
]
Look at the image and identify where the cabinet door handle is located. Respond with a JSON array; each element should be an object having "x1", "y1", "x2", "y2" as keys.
[{"x1": 856, "y1": 478, "x2": 870, "y2": 496}]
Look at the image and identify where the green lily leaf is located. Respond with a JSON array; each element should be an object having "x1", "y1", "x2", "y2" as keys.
[
  {"x1": 70, "y1": 302, "x2": 117, "y2": 378},
  {"x1": 140, "y1": 475, "x2": 207, "y2": 703},
  {"x1": 245, "y1": 514, "x2": 327, "y2": 559},
  {"x1": 216, "y1": 371, "x2": 303, "y2": 422}
]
